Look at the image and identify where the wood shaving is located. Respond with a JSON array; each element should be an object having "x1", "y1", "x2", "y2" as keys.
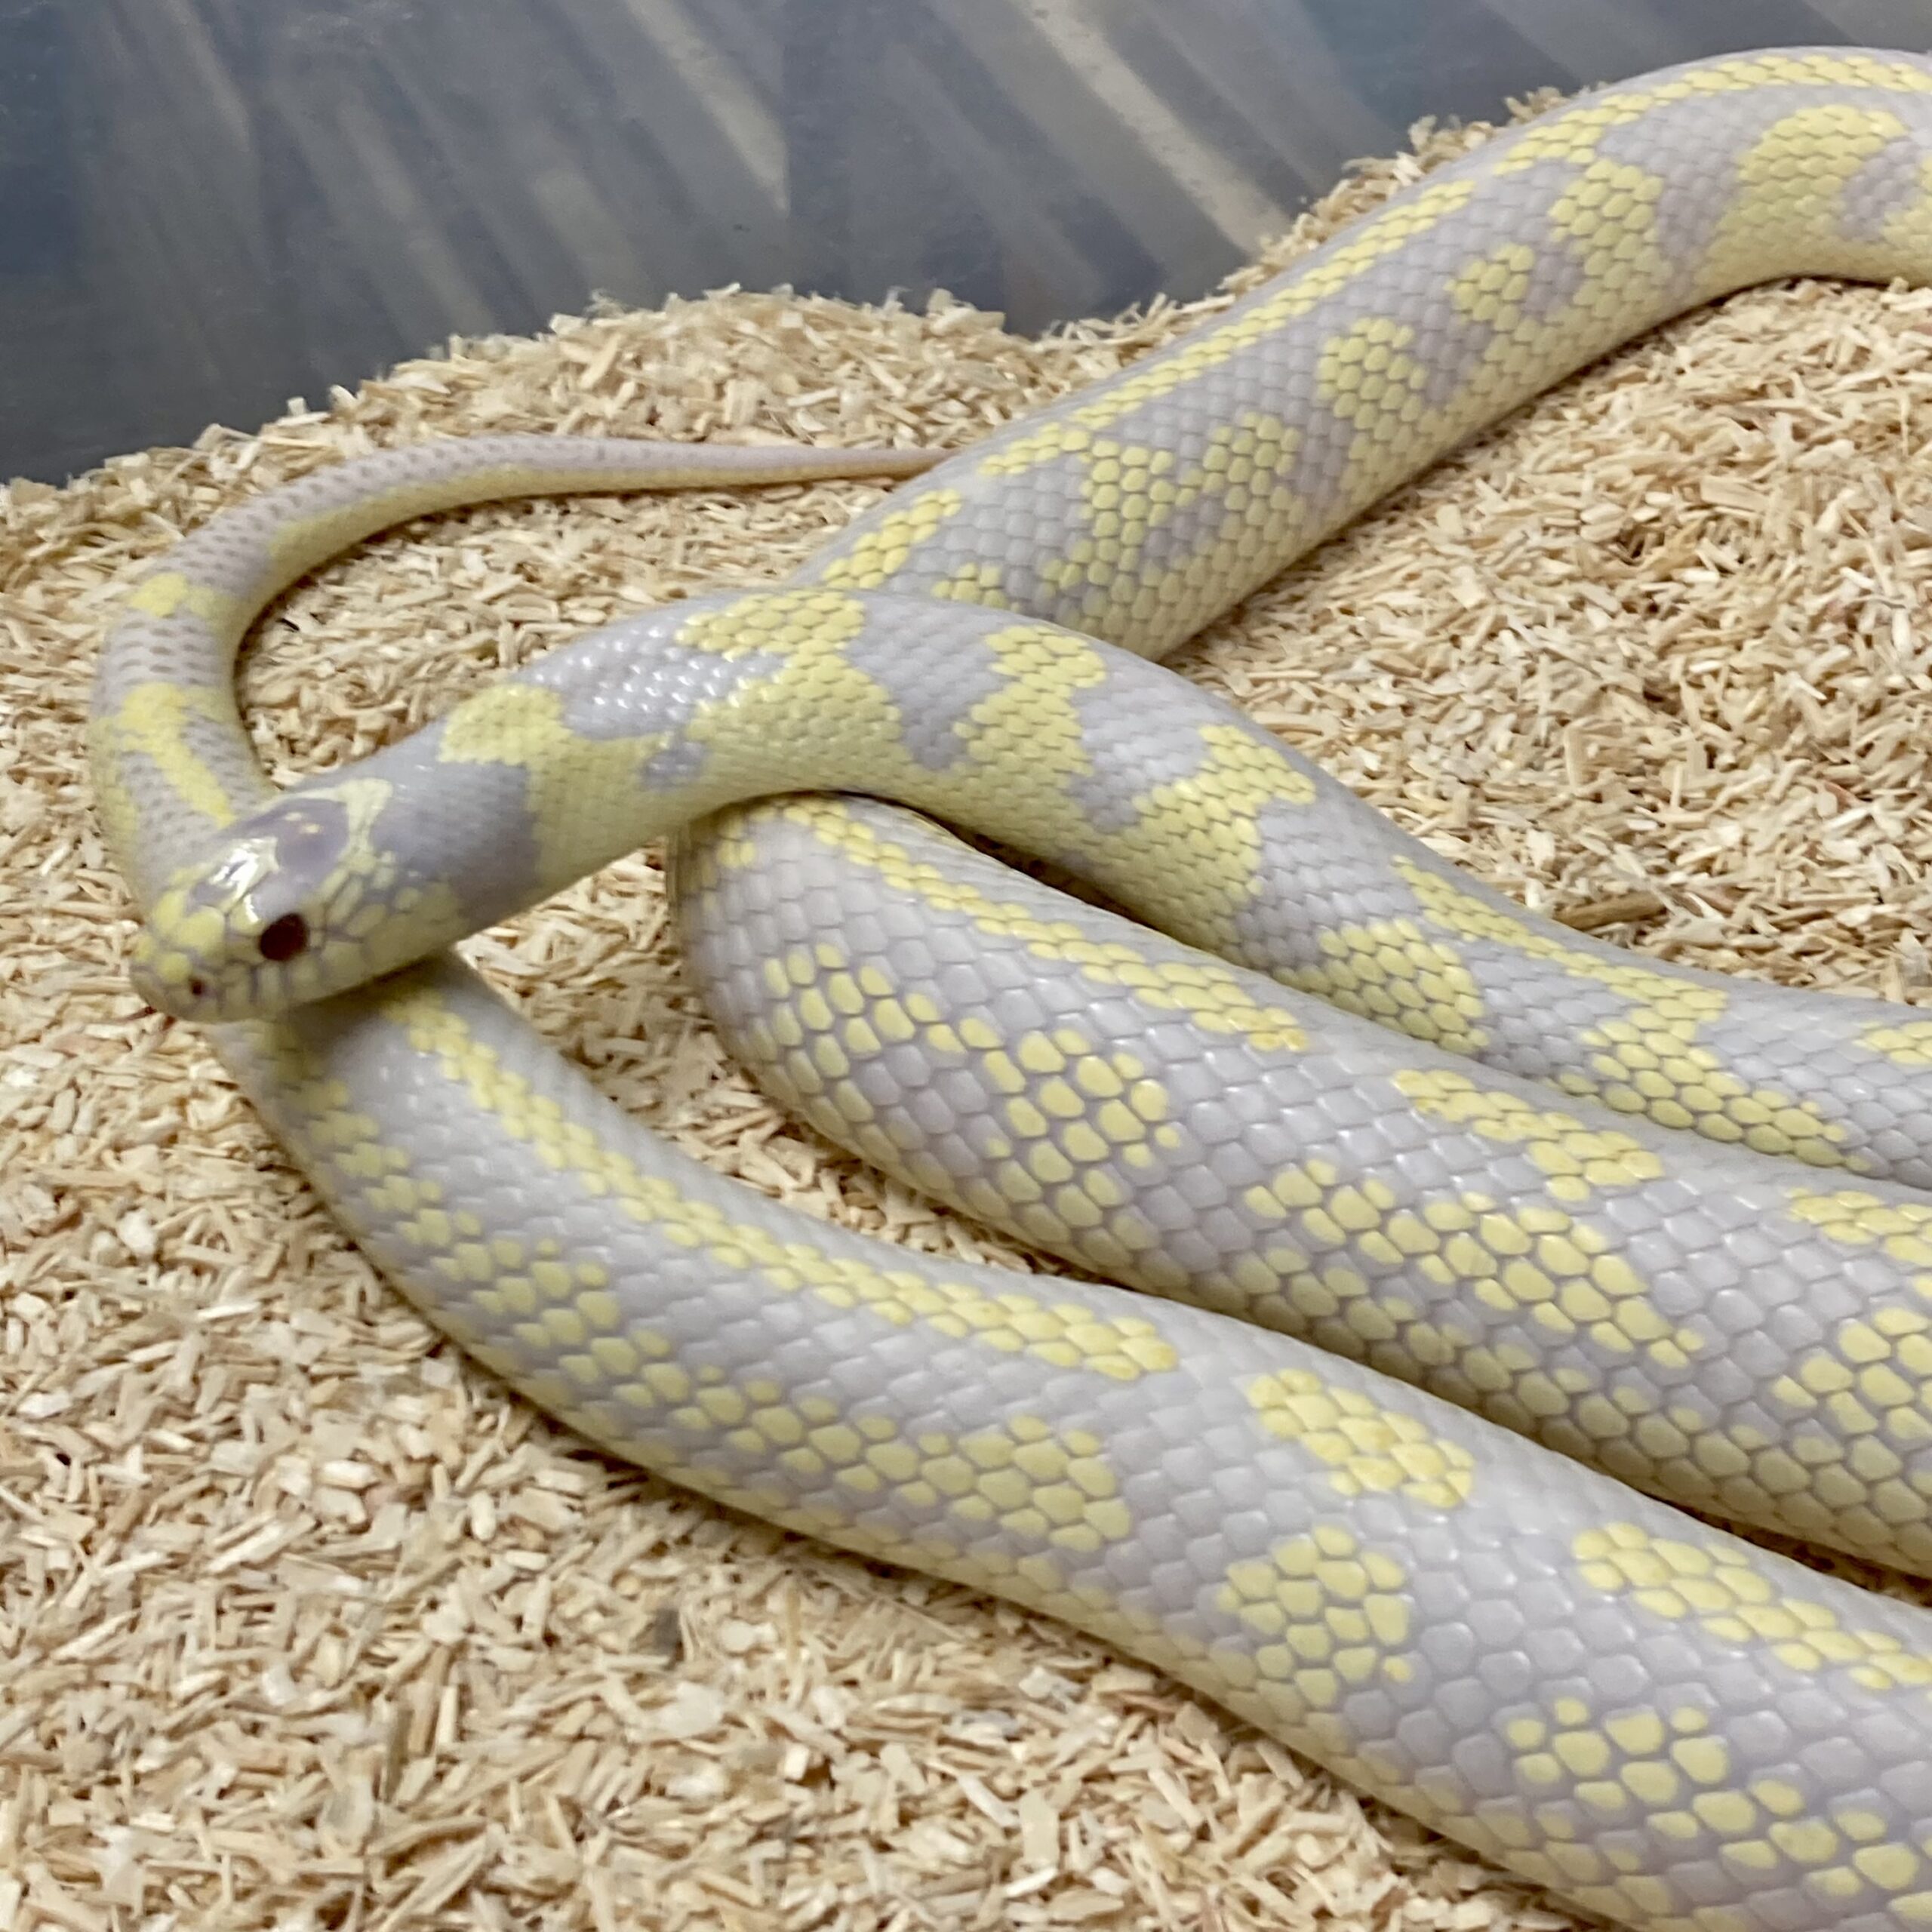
[{"x1": 6, "y1": 94, "x2": 1932, "y2": 1930}]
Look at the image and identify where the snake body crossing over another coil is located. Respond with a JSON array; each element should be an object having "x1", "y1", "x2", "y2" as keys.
[{"x1": 94, "y1": 50, "x2": 1932, "y2": 1932}]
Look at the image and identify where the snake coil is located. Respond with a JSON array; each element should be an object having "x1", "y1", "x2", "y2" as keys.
[{"x1": 94, "y1": 50, "x2": 1932, "y2": 1932}]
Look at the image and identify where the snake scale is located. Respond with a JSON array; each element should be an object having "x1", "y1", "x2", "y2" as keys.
[{"x1": 88, "y1": 48, "x2": 1932, "y2": 1932}]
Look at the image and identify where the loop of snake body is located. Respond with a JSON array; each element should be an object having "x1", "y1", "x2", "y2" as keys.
[{"x1": 91, "y1": 49, "x2": 1932, "y2": 1932}]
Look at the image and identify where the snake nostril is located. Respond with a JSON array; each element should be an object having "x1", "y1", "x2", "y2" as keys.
[
  {"x1": 257, "y1": 912, "x2": 309, "y2": 963},
  {"x1": 187, "y1": 977, "x2": 208, "y2": 1000}
]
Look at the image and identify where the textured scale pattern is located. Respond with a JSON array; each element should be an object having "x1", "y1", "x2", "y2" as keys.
[{"x1": 88, "y1": 49, "x2": 1932, "y2": 1932}]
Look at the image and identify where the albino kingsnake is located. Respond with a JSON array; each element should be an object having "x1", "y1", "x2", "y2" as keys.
[{"x1": 90, "y1": 48, "x2": 1932, "y2": 1932}]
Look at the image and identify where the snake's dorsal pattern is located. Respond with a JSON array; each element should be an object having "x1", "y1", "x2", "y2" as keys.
[
  {"x1": 114, "y1": 582, "x2": 1932, "y2": 1580},
  {"x1": 93, "y1": 50, "x2": 1932, "y2": 1932}
]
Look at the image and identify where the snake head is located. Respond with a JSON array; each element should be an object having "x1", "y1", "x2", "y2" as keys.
[{"x1": 128, "y1": 780, "x2": 461, "y2": 1020}]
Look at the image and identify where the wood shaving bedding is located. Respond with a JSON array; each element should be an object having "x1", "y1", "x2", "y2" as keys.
[{"x1": 6, "y1": 94, "x2": 1932, "y2": 1931}]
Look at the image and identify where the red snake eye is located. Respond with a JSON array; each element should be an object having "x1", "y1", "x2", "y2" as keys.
[{"x1": 258, "y1": 912, "x2": 309, "y2": 963}]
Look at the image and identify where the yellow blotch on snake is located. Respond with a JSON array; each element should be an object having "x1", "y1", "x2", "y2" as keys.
[
  {"x1": 438, "y1": 683, "x2": 666, "y2": 882},
  {"x1": 927, "y1": 559, "x2": 1011, "y2": 608},
  {"x1": 1706, "y1": 106, "x2": 1932, "y2": 290},
  {"x1": 596, "y1": 1367, "x2": 1134, "y2": 1556},
  {"x1": 1029, "y1": 417, "x2": 1302, "y2": 626},
  {"x1": 1863, "y1": 1020, "x2": 1932, "y2": 1069},
  {"x1": 436, "y1": 590, "x2": 877, "y2": 883},
  {"x1": 1380, "y1": 1078, "x2": 1705, "y2": 1367},
  {"x1": 1217, "y1": 1524, "x2": 1417, "y2": 1717},
  {"x1": 1374, "y1": 1177, "x2": 1681, "y2": 1368},
  {"x1": 1447, "y1": 242, "x2": 1540, "y2": 330},
  {"x1": 1397, "y1": 859, "x2": 1860, "y2": 1166},
  {"x1": 1285, "y1": 915, "x2": 1487, "y2": 1053},
  {"x1": 549, "y1": 599, "x2": 1324, "y2": 964},
  {"x1": 675, "y1": 586, "x2": 868, "y2": 660},
  {"x1": 817, "y1": 489, "x2": 964, "y2": 588},
  {"x1": 1315, "y1": 316, "x2": 1432, "y2": 436},
  {"x1": 1393, "y1": 1067, "x2": 1666, "y2": 1199},
  {"x1": 1246, "y1": 1367, "x2": 1475, "y2": 1509},
  {"x1": 1438, "y1": 1699, "x2": 1741, "y2": 1920},
  {"x1": 741, "y1": 939, "x2": 1193, "y2": 1269},
  {"x1": 1575, "y1": 1521, "x2": 1932, "y2": 1690},
  {"x1": 91, "y1": 681, "x2": 243, "y2": 837},
  {"x1": 1491, "y1": 52, "x2": 1932, "y2": 182},
  {"x1": 1546, "y1": 157, "x2": 1669, "y2": 297},
  {"x1": 1783, "y1": 1189, "x2": 1932, "y2": 1272},
  {"x1": 122, "y1": 571, "x2": 244, "y2": 629},
  {"x1": 974, "y1": 179, "x2": 1480, "y2": 454}
]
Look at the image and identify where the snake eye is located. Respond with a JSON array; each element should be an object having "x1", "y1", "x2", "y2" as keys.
[{"x1": 258, "y1": 912, "x2": 309, "y2": 963}]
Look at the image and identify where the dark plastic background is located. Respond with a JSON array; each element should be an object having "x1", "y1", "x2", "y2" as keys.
[{"x1": 5, "y1": 0, "x2": 1930, "y2": 483}]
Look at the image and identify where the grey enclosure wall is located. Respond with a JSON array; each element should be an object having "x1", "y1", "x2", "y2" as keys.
[{"x1": 4, "y1": 0, "x2": 1930, "y2": 484}]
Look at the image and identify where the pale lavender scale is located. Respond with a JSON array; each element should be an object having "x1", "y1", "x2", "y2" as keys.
[
  {"x1": 1472, "y1": 168, "x2": 1593, "y2": 323},
  {"x1": 1059, "y1": 689, "x2": 1238, "y2": 834},
  {"x1": 1417, "y1": 932, "x2": 1903, "y2": 1179},
  {"x1": 389, "y1": 761, "x2": 546, "y2": 918},
  {"x1": 167, "y1": 503, "x2": 291, "y2": 601},
  {"x1": 836, "y1": 620, "x2": 1016, "y2": 768},
  {"x1": 799, "y1": 167, "x2": 1499, "y2": 635},
  {"x1": 138, "y1": 699, "x2": 273, "y2": 810},
  {"x1": 1194, "y1": 804, "x2": 1932, "y2": 1183},
  {"x1": 525, "y1": 624, "x2": 785, "y2": 740},
  {"x1": 92, "y1": 618, "x2": 239, "y2": 707},
  {"x1": 1219, "y1": 796, "x2": 1420, "y2": 970},
  {"x1": 1841, "y1": 131, "x2": 1932, "y2": 238},
  {"x1": 797, "y1": 68, "x2": 1932, "y2": 665},
  {"x1": 539, "y1": 635, "x2": 792, "y2": 804},
  {"x1": 1688, "y1": 1008, "x2": 1932, "y2": 1185}
]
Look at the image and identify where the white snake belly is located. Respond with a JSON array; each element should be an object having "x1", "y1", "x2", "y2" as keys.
[{"x1": 89, "y1": 48, "x2": 1932, "y2": 1932}]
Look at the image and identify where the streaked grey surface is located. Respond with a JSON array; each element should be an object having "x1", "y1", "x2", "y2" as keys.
[{"x1": 5, "y1": 0, "x2": 1931, "y2": 483}]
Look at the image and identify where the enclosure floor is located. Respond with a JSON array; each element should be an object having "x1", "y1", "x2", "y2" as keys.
[{"x1": 7, "y1": 96, "x2": 1932, "y2": 1932}]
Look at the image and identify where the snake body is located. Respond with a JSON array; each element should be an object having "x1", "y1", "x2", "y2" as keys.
[{"x1": 91, "y1": 49, "x2": 1932, "y2": 1932}]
